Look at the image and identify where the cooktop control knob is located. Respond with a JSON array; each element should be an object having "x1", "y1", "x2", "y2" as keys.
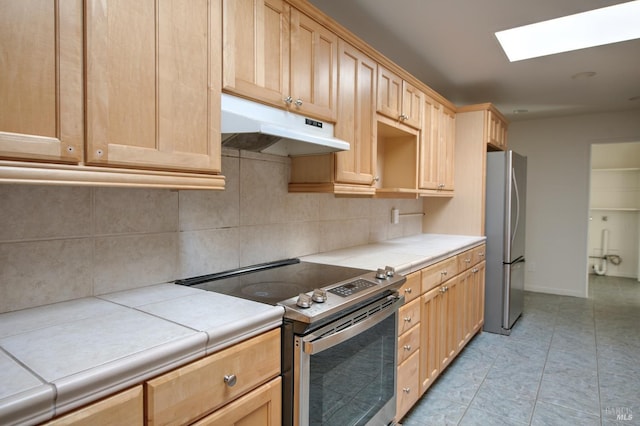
[
  {"x1": 296, "y1": 293, "x2": 313, "y2": 308},
  {"x1": 376, "y1": 268, "x2": 387, "y2": 280},
  {"x1": 385, "y1": 266, "x2": 395, "y2": 277},
  {"x1": 312, "y1": 289, "x2": 327, "y2": 303}
]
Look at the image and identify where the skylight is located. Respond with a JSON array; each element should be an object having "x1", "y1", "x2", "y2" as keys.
[{"x1": 495, "y1": 0, "x2": 640, "y2": 62}]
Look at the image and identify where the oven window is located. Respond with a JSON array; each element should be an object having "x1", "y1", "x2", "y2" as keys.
[{"x1": 307, "y1": 313, "x2": 396, "y2": 425}]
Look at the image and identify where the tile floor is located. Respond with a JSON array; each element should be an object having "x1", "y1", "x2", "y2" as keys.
[{"x1": 399, "y1": 275, "x2": 640, "y2": 426}]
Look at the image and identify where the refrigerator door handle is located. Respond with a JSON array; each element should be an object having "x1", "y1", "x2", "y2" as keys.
[{"x1": 511, "y1": 170, "x2": 520, "y2": 248}]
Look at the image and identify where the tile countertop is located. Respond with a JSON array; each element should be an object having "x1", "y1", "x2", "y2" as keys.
[
  {"x1": 0, "y1": 285, "x2": 284, "y2": 426},
  {"x1": 0, "y1": 233, "x2": 484, "y2": 425},
  {"x1": 302, "y1": 233, "x2": 486, "y2": 274}
]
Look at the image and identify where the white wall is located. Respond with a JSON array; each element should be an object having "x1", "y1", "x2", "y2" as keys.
[
  {"x1": 0, "y1": 150, "x2": 424, "y2": 313},
  {"x1": 508, "y1": 109, "x2": 640, "y2": 297}
]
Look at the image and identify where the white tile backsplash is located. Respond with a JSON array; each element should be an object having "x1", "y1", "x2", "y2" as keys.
[
  {"x1": 0, "y1": 150, "x2": 424, "y2": 313},
  {"x1": 0, "y1": 239, "x2": 94, "y2": 313},
  {"x1": 0, "y1": 185, "x2": 93, "y2": 241},
  {"x1": 94, "y1": 188, "x2": 178, "y2": 235}
]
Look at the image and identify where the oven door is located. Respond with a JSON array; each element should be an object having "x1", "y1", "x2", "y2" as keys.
[{"x1": 294, "y1": 294, "x2": 402, "y2": 426}]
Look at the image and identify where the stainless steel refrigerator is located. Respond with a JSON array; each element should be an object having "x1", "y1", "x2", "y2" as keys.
[{"x1": 484, "y1": 150, "x2": 527, "y2": 335}]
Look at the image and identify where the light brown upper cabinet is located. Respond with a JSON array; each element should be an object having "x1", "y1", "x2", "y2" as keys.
[
  {"x1": 85, "y1": 0, "x2": 222, "y2": 174},
  {"x1": 223, "y1": 0, "x2": 338, "y2": 122},
  {"x1": 0, "y1": 0, "x2": 84, "y2": 164},
  {"x1": 333, "y1": 41, "x2": 377, "y2": 187},
  {"x1": 457, "y1": 103, "x2": 508, "y2": 151},
  {"x1": 419, "y1": 95, "x2": 455, "y2": 194},
  {"x1": 377, "y1": 66, "x2": 423, "y2": 130},
  {"x1": 486, "y1": 108, "x2": 508, "y2": 151},
  {"x1": 1, "y1": 0, "x2": 224, "y2": 189},
  {"x1": 289, "y1": 40, "x2": 377, "y2": 195}
]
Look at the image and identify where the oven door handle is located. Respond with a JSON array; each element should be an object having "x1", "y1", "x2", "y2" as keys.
[{"x1": 302, "y1": 295, "x2": 402, "y2": 355}]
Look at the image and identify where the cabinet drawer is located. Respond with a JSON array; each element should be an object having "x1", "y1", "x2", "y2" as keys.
[
  {"x1": 457, "y1": 249, "x2": 474, "y2": 272},
  {"x1": 146, "y1": 328, "x2": 281, "y2": 426},
  {"x1": 472, "y1": 244, "x2": 486, "y2": 265},
  {"x1": 192, "y1": 377, "x2": 282, "y2": 426},
  {"x1": 421, "y1": 256, "x2": 458, "y2": 293},
  {"x1": 44, "y1": 386, "x2": 143, "y2": 426},
  {"x1": 396, "y1": 350, "x2": 420, "y2": 421},
  {"x1": 398, "y1": 298, "x2": 420, "y2": 336},
  {"x1": 397, "y1": 323, "x2": 420, "y2": 365},
  {"x1": 399, "y1": 271, "x2": 421, "y2": 304}
]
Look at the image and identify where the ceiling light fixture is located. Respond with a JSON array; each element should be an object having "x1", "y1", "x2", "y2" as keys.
[
  {"x1": 495, "y1": 0, "x2": 640, "y2": 62},
  {"x1": 571, "y1": 71, "x2": 597, "y2": 80}
]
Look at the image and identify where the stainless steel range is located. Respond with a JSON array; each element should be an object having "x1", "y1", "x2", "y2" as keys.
[{"x1": 176, "y1": 258, "x2": 406, "y2": 426}]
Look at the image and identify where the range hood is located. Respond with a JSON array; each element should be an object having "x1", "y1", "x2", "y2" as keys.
[{"x1": 220, "y1": 93, "x2": 350, "y2": 156}]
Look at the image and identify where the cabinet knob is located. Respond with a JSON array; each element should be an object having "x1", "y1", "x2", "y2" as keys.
[
  {"x1": 372, "y1": 175, "x2": 380, "y2": 183},
  {"x1": 439, "y1": 287, "x2": 446, "y2": 294},
  {"x1": 404, "y1": 344, "x2": 412, "y2": 351},
  {"x1": 399, "y1": 113, "x2": 409, "y2": 121},
  {"x1": 404, "y1": 316, "x2": 412, "y2": 323},
  {"x1": 441, "y1": 270, "x2": 448, "y2": 276},
  {"x1": 405, "y1": 287, "x2": 412, "y2": 294},
  {"x1": 224, "y1": 374, "x2": 237, "y2": 387},
  {"x1": 472, "y1": 268, "x2": 479, "y2": 273},
  {"x1": 295, "y1": 98, "x2": 303, "y2": 107},
  {"x1": 284, "y1": 96, "x2": 293, "y2": 104},
  {"x1": 403, "y1": 387, "x2": 411, "y2": 393}
]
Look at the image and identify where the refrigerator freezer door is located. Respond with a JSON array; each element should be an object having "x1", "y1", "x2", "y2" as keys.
[
  {"x1": 503, "y1": 257, "x2": 525, "y2": 331},
  {"x1": 506, "y1": 152, "x2": 527, "y2": 263}
]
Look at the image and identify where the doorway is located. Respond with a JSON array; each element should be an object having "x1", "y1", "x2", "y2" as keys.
[{"x1": 587, "y1": 142, "x2": 640, "y2": 291}]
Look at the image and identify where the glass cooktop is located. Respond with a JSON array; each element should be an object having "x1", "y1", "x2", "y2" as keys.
[{"x1": 175, "y1": 259, "x2": 371, "y2": 306}]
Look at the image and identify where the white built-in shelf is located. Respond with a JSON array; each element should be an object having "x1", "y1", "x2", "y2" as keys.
[
  {"x1": 591, "y1": 168, "x2": 640, "y2": 172},
  {"x1": 590, "y1": 207, "x2": 640, "y2": 211}
]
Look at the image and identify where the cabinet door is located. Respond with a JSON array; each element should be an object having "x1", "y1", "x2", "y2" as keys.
[
  {"x1": 0, "y1": 0, "x2": 83, "y2": 164},
  {"x1": 335, "y1": 41, "x2": 377, "y2": 185},
  {"x1": 486, "y1": 109, "x2": 507, "y2": 150},
  {"x1": 290, "y1": 9, "x2": 338, "y2": 122},
  {"x1": 420, "y1": 286, "x2": 441, "y2": 394},
  {"x1": 438, "y1": 105, "x2": 456, "y2": 190},
  {"x1": 401, "y1": 81, "x2": 423, "y2": 129},
  {"x1": 222, "y1": 0, "x2": 290, "y2": 109},
  {"x1": 440, "y1": 276, "x2": 459, "y2": 369},
  {"x1": 396, "y1": 350, "x2": 419, "y2": 421},
  {"x1": 376, "y1": 66, "x2": 403, "y2": 121},
  {"x1": 418, "y1": 96, "x2": 440, "y2": 190},
  {"x1": 86, "y1": 0, "x2": 221, "y2": 173},
  {"x1": 457, "y1": 269, "x2": 473, "y2": 348},
  {"x1": 472, "y1": 261, "x2": 486, "y2": 333},
  {"x1": 192, "y1": 377, "x2": 281, "y2": 426}
]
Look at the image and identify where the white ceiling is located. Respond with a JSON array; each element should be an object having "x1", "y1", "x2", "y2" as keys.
[{"x1": 307, "y1": 0, "x2": 640, "y2": 121}]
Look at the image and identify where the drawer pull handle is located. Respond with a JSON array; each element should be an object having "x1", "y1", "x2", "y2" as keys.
[
  {"x1": 404, "y1": 316, "x2": 412, "y2": 323},
  {"x1": 405, "y1": 288, "x2": 412, "y2": 294},
  {"x1": 404, "y1": 344, "x2": 412, "y2": 351},
  {"x1": 224, "y1": 374, "x2": 237, "y2": 387},
  {"x1": 465, "y1": 258, "x2": 471, "y2": 264},
  {"x1": 441, "y1": 271, "x2": 447, "y2": 276},
  {"x1": 403, "y1": 387, "x2": 411, "y2": 393}
]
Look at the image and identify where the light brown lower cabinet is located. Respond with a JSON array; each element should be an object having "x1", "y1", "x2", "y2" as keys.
[
  {"x1": 43, "y1": 386, "x2": 143, "y2": 426},
  {"x1": 42, "y1": 329, "x2": 281, "y2": 426},
  {"x1": 396, "y1": 349, "x2": 420, "y2": 420},
  {"x1": 398, "y1": 244, "x2": 486, "y2": 421},
  {"x1": 191, "y1": 377, "x2": 282, "y2": 426},
  {"x1": 146, "y1": 328, "x2": 281, "y2": 426}
]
